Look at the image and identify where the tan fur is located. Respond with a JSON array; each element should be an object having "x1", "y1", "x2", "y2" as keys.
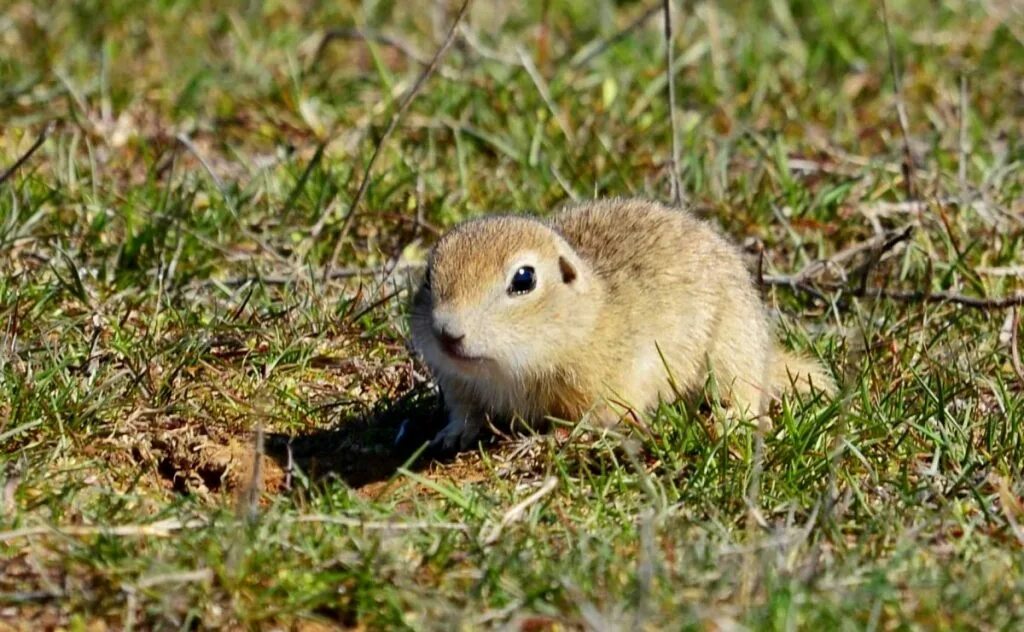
[{"x1": 409, "y1": 198, "x2": 834, "y2": 449}]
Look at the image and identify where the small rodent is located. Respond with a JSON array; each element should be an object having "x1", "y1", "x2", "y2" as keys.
[{"x1": 410, "y1": 197, "x2": 833, "y2": 449}]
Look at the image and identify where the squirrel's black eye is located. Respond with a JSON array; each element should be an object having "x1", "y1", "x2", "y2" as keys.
[{"x1": 508, "y1": 266, "x2": 536, "y2": 296}]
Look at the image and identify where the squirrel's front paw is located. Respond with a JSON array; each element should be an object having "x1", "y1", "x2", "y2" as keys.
[{"x1": 430, "y1": 414, "x2": 481, "y2": 452}]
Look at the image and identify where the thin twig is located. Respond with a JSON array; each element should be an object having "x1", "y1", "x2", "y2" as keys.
[
  {"x1": 311, "y1": 27, "x2": 460, "y2": 80},
  {"x1": 362, "y1": 174, "x2": 428, "y2": 314},
  {"x1": 0, "y1": 519, "x2": 204, "y2": 542},
  {"x1": 957, "y1": 74, "x2": 969, "y2": 205},
  {"x1": 745, "y1": 416, "x2": 770, "y2": 528},
  {"x1": 791, "y1": 225, "x2": 914, "y2": 285},
  {"x1": 238, "y1": 423, "x2": 264, "y2": 522},
  {"x1": 978, "y1": 266, "x2": 1024, "y2": 277},
  {"x1": 325, "y1": 0, "x2": 472, "y2": 280},
  {"x1": 858, "y1": 287, "x2": 1024, "y2": 308},
  {"x1": 880, "y1": 0, "x2": 916, "y2": 200},
  {"x1": 287, "y1": 514, "x2": 468, "y2": 532},
  {"x1": 662, "y1": 0, "x2": 684, "y2": 205},
  {"x1": 192, "y1": 262, "x2": 424, "y2": 290},
  {"x1": 315, "y1": 27, "x2": 432, "y2": 66},
  {"x1": 0, "y1": 122, "x2": 53, "y2": 187},
  {"x1": 482, "y1": 476, "x2": 558, "y2": 545},
  {"x1": 995, "y1": 475, "x2": 1024, "y2": 546},
  {"x1": 516, "y1": 46, "x2": 574, "y2": 143},
  {"x1": 284, "y1": 141, "x2": 327, "y2": 215},
  {"x1": 568, "y1": 3, "x2": 662, "y2": 68},
  {"x1": 176, "y1": 133, "x2": 226, "y2": 195},
  {"x1": 763, "y1": 276, "x2": 1024, "y2": 309},
  {"x1": 1010, "y1": 307, "x2": 1024, "y2": 389},
  {"x1": 633, "y1": 508, "x2": 657, "y2": 626},
  {"x1": 855, "y1": 224, "x2": 915, "y2": 294},
  {"x1": 348, "y1": 287, "x2": 403, "y2": 323},
  {"x1": 741, "y1": 413, "x2": 770, "y2": 604},
  {"x1": 133, "y1": 569, "x2": 214, "y2": 590}
]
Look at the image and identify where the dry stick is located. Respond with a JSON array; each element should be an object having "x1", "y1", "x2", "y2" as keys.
[
  {"x1": 763, "y1": 276, "x2": 1024, "y2": 309},
  {"x1": 879, "y1": 0, "x2": 916, "y2": 200},
  {"x1": 517, "y1": 46, "x2": 574, "y2": 143},
  {"x1": 133, "y1": 569, "x2": 214, "y2": 590},
  {"x1": 324, "y1": 0, "x2": 472, "y2": 281},
  {"x1": 194, "y1": 262, "x2": 423, "y2": 290},
  {"x1": 958, "y1": 75, "x2": 969, "y2": 203},
  {"x1": 662, "y1": 0, "x2": 685, "y2": 205},
  {"x1": 288, "y1": 514, "x2": 468, "y2": 532},
  {"x1": 176, "y1": 133, "x2": 226, "y2": 195},
  {"x1": 315, "y1": 27, "x2": 432, "y2": 66},
  {"x1": 978, "y1": 266, "x2": 1024, "y2": 277},
  {"x1": 362, "y1": 174, "x2": 429, "y2": 311},
  {"x1": 1010, "y1": 307, "x2": 1024, "y2": 389},
  {"x1": 348, "y1": 287, "x2": 403, "y2": 323},
  {"x1": 177, "y1": 134, "x2": 288, "y2": 266},
  {"x1": 740, "y1": 413, "x2": 770, "y2": 606},
  {"x1": 0, "y1": 122, "x2": 53, "y2": 187},
  {"x1": 996, "y1": 476, "x2": 1024, "y2": 546},
  {"x1": 481, "y1": 476, "x2": 558, "y2": 545},
  {"x1": 762, "y1": 225, "x2": 1024, "y2": 308},
  {"x1": 0, "y1": 519, "x2": 204, "y2": 542},
  {"x1": 311, "y1": 27, "x2": 461, "y2": 81},
  {"x1": 854, "y1": 224, "x2": 915, "y2": 295},
  {"x1": 762, "y1": 226, "x2": 912, "y2": 302},
  {"x1": 796, "y1": 225, "x2": 914, "y2": 284},
  {"x1": 238, "y1": 423, "x2": 264, "y2": 522},
  {"x1": 568, "y1": 2, "x2": 661, "y2": 67}
]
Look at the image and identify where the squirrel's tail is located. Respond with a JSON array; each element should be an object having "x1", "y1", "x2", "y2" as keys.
[{"x1": 770, "y1": 349, "x2": 836, "y2": 397}]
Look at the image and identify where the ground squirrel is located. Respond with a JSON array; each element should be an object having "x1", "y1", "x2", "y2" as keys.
[{"x1": 410, "y1": 198, "x2": 834, "y2": 449}]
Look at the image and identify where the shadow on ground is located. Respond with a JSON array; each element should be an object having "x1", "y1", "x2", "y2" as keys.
[{"x1": 265, "y1": 388, "x2": 454, "y2": 489}]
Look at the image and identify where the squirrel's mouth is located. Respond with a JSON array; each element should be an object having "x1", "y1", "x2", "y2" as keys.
[{"x1": 441, "y1": 346, "x2": 487, "y2": 364}]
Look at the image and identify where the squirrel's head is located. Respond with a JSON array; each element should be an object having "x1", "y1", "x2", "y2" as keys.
[{"x1": 410, "y1": 215, "x2": 600, "y2": 382}]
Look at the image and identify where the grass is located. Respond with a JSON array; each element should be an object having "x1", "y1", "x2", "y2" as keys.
[{"x1": 2, "y1": 0, "x2": 1023, "y2": 628}]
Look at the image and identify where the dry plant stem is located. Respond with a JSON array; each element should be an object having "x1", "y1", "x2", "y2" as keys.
[
  {"x1": 790, "y1": 225, "x2": 914, "y2": 284},
  {"x1": 0, "y1": 519, "x2": 204, "y2": 542},
  {"x1": 741, "y1": 414, "x2": 770, "y2": 605},
  {"x1": 662, "y1": 0, "x2": 684, "y2": 205},
  {"x1": 482, "y1": 476, "x2": 558, "y2": 545},
  {"x1": 288, "y1": 515, "x2": 468, "y2": 532},
  {"x1": 996, "y1": 476, "x2": 1024, "y2": 546},
  {"x1": 238, "y1": 423, "x2": 264, "y2": 522},
  {"x1": 176, "y1": 133, "x2": 226, "y2": 195},
  {"x1": 568, "y1": 2, "x2": 661, "y2": 67},
  {"x1": 0, "y1": 122, "x2": 53, "y2": 186},
  {"x1": 362, "y1": 174, "x2": 427, "y2": 307},
  {"x1": 855, "y1": 225, "x2": 915, "y2": 294},
  {"x1": 1011, "y1": 307, "x2": 1024, "y2": 389},
  {"x1": 324, "y1": 0, "x2": 472, "y2": 281},
  {"x1": 516, "y1": 47, "x2": 574, "y2": 143},
  {"x1": 880, "y1": 0, "x2": 916, "y2": 200},
  {"x1": 311, "y1": 28, "x2": 461, "y2": 81},
  {"x1": 763, "y1": 224, "x2": 1024, "y2": 309},
  {"x1": 194, "y1": 263, "x2": 424, "y2": 290},
  {"x1": 315, "y1": 28, "x2": 432, "y2": 66},
  {"x1": 764, "y1": 278, "x2": 1024, "y2": 309},
  {"x1": 958, "y1": 75, "x2": 969, "y2": 200}
]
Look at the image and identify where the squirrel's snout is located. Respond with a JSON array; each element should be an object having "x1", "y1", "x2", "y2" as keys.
[{"x1": 434, "y1": 325, "x2": 466, "y2": 357}]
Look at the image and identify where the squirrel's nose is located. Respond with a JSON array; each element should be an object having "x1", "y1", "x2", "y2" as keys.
[{"x1": 435, "y1": 327, "x2": 465, "y2": 355}]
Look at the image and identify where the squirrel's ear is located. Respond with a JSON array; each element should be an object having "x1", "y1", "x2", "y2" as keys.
[{"x1": 558, "y1": 255, "x2": 578, "y2": 285}]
